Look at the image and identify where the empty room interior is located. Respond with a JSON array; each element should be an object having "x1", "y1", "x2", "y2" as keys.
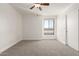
[{"x1": 0, "y1": 3, "x2": 79, "y2": 56}]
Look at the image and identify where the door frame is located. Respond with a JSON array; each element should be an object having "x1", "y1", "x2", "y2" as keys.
[{"x1": 65, "y1": 15, "x2": 68, "y2": 45}]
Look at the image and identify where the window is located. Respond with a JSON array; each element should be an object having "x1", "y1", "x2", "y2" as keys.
[
  {"x1": 43, "y1": 18, "x2": 55, "y2": 35},
  {"x1": 44, "y1": 18, "x2": 54, "y2": 29}
]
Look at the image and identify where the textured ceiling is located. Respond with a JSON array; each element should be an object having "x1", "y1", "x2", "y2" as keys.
[{"x1": 10, "y1": 3, "x2": 74, "y2": 16}]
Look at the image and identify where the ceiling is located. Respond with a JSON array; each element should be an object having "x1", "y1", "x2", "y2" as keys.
[{"x1": 10, "y1": 3, "x2": 74, "y2": 16}]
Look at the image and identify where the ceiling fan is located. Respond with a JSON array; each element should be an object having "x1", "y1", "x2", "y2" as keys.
[{"x1": 30, "y1": 3, "x2": 49, "y2": 11}]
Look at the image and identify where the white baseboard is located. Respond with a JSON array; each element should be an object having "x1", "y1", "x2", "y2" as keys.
[
  {"x1": 57, "y1": 39, "x2": 79, "y2": 51},
  {"x1": 0, "y1": 40, "x2": 21, "y2": 54},
  {"x1": 68, "y1": 43, "x2": 79, "y2": 51},
  {"x1": 23, "y1": 38, "x2": 43, "y2": 40},
  {"x1": 57, "y1": 39, "x2": 66, "y2": 45}
]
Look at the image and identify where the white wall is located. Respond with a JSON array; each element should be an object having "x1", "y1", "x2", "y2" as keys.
[
  {"x1": 57, "y1": 4, "x2": 79, "y2": 51},
  {"x1": 66, "y1": 4, "x2": 79, "y2": 51},
  {"x1": 0, "y1": 4, "x2": 23, "y2": 53},
  {"x1": 23, "y1": 15, "x2": 42, "y2": 40},
  {"x1": 57, "y1": 14, "x2": 66, "y2": 44},
  {"x1": 23, "y1": 15, "x2": 57, "y2": 40}
]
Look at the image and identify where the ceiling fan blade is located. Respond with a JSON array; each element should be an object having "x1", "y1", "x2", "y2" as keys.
[
  {"x1": 39, "y1": 7, "x2": 42, "y2": 11},
  {"x1": 30, "y1": 5, "x2": 35, "y2": 9},
  {"x1": 40, "y1": 3, "x2": 49, "y2": 6}
]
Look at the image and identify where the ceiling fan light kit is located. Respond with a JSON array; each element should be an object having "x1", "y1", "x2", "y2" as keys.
[{"x1": 30, "y1": 3, "x2": 49, "y2": 11}]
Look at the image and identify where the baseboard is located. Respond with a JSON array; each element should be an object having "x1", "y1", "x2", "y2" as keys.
[
  {"x1": 57, "y1": 39, "x2": 65, "y2": 45},
  {"x1": 68, "y1": 43, "x2": 79, "y2": 51},
  {"x1": 23, "y1": 37, "x2": 57, "y2": 40},
  {"x1": 42, "y1": 38, "x2": 56, "y2": 40},
  {"x1": 23, "y1": 38, "x2": 43, "y2": 40},
  {"x1": 0, "y1": 40, "x2": 22, "y2": 54},
  {"x1": 57, "y1": 39, "x2": 79, "y2": 51}
]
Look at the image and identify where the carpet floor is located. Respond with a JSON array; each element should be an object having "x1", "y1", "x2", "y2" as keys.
[{"x1": 0, "y1": 40, "x2": 79, "y2": 56}]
